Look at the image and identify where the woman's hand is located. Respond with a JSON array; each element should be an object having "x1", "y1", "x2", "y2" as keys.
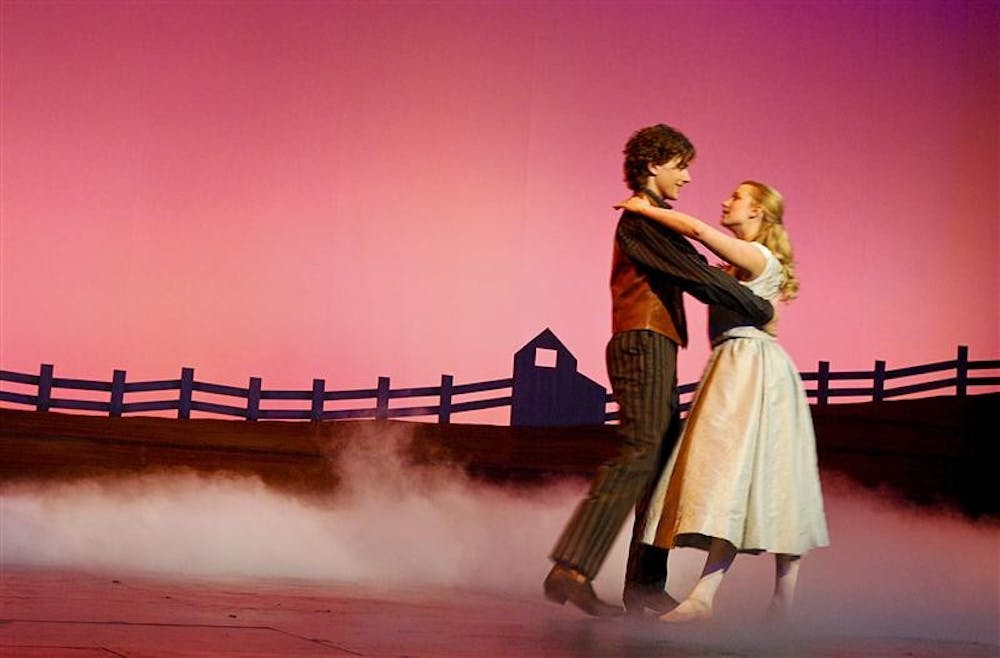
[{"x1": 613, "y1": 195, "x2": 651, "y2": 213}]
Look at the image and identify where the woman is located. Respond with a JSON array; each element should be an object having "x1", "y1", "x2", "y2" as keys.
[{"x1": 616, "y1": 181, "x2": 829, "y2": 622}]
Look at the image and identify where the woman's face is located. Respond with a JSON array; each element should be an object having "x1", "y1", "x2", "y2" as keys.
[{"x1": 721, "y1": 184, "x2": 763, "y2": 240}]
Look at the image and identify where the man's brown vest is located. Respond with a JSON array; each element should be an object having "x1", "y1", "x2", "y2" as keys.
[{"x1": 610, "y1": 241, "x2": 687, "y2": 347}]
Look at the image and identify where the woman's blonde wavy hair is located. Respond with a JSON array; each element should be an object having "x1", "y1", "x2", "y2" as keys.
[{"x1": 741, "y1": 180, "x2": 799, "y2": 301}]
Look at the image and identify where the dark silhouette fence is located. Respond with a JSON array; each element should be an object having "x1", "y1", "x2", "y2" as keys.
[{"x1": 1, "y1": 332, "x2": 997, "y2": 426}]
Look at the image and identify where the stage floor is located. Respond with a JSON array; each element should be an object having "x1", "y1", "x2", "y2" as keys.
[{"x1": 1, "y1": 567, "x2": 995, "y2": 658}]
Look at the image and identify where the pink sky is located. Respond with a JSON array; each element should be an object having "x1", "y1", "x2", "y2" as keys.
[{"x1": 1, "y1": 1, "x2": 997, "y2": 421}]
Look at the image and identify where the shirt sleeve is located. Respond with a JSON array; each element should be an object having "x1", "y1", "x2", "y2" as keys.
[{"x1": 616, "y1": 213, "x2": 774, "y2": 325}]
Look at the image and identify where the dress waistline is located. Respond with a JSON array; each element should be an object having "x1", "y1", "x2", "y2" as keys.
[{"x1": 711, "y1": 326, "x2": 776, "y2": 347}]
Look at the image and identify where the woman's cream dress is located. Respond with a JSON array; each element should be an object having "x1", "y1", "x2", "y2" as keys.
[{"x1": 642, "y1": 243, "x2": 829, "y2": 555}]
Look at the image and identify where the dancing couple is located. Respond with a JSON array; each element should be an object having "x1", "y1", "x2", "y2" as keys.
[{"x1": 543, "y1": 124, "x2": 829, "y2": 622}]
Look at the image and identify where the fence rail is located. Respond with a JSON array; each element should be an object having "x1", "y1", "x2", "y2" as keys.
[{"x1": 1, "y1": 345, "x2": 997, "y2": 424}]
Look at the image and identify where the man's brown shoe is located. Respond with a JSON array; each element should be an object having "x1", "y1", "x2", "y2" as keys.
[
  {"x1": 623, "y1": 586, "x2": 679, "y2": 617},
  {"x1": 544, "y1": 564, "x2": 623, "y2": 617}
]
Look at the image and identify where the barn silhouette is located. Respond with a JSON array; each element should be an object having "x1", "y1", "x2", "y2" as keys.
[{"x1": 510, "y1": 328, "x2": 606, "y2": 427}]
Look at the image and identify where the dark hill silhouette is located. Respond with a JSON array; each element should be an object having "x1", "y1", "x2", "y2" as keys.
[{"x1": 1, "y1": 392, "x2": 994, "y2": 517}]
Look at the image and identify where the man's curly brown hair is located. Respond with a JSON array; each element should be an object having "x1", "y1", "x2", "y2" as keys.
[{"x1": 622, "y1": 124, "x2": 696, "y2": 192}]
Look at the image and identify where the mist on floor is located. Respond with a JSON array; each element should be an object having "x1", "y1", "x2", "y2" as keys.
[{"x1": 1, "y1": 423, "x2": 996, "y2": 646}]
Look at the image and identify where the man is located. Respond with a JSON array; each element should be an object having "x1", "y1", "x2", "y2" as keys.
[{"x1": 543, "y1": 124, "x2": 774, "y2": 617}]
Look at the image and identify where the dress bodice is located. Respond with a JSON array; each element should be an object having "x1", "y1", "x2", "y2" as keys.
[{"x1": 708, "y1": 242, "x2": 783, "y2": 341}]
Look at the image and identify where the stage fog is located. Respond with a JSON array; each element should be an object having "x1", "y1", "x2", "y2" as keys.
[{"x1": 2, "y1": 425, "x2": 997, "y2": 646}]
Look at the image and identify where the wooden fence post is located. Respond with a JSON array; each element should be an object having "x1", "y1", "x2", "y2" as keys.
[
  {"x1": 376, "y1": 376, "x2": 390, "y2": 419},
  {"x1": 956, "y1": 345, "x2": 968, "y2": 396},
  {"x1": 311, "y1": 379, "x2": 325, "y2": 421},
  {"x1": 247, "y1": 377, "x2": 261, "y2": 421},
  {"x1": 438, "y1": 374, "x2": 453, "y2": 424},
  {"x1": 37, "y1": 364, "x2": 53, "y2": 412},
  {"x1": 817, "y1": 361, "x2": 830, "y2": 405},
  {"x1": 179, "y1": 367, "x2": 194, "y2": 419},
  {"x1": 110, "y1": 369, "x2": 126, "y2": 417},
  {"x1": 872, "y1": 360, "x2": 886, "y2": 402}
]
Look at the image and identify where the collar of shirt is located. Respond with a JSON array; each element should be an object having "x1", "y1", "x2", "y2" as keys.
[{"x1": 642, "y1": 188, "x2": 672, "y2": 210}]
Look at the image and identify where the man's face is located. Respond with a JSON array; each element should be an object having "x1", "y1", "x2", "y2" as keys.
[{"x1": 648, "y1": 156, "x2": 692, "y2": 201}]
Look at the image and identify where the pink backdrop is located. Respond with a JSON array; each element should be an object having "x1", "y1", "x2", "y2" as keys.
[{"x1": 2, "y1": 2, "x2": 997, "y2": 421}]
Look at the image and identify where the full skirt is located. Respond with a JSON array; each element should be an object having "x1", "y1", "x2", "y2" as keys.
[{"x1": 641, "y1": 328, "x2": 829, "y2": 555}]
